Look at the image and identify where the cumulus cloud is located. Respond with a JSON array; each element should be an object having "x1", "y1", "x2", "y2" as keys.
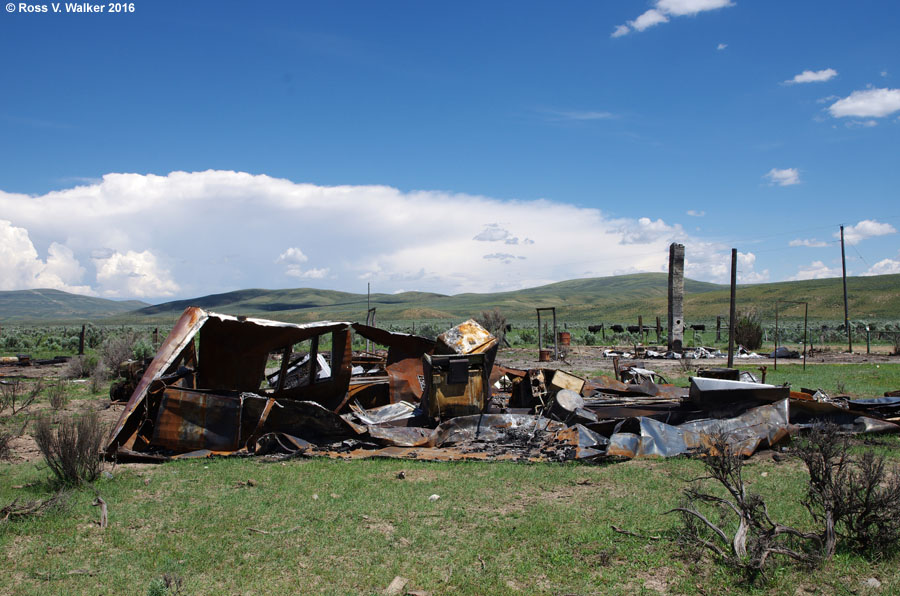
[
  {"x1": 0, "y1": 170, "x2": 774, "y2": 298},
  {"x1": 276, "y1": 247, "x2": 328, "y2": 279},
  {"x1": 789, "y1": 238, "x2": 829, "y2": 248},
  {"x1": 93, "y1": 250, "x2": 179, "y2": 298},
  {"x1": 838, "y1": 220, "x2": 896, "y2": 245},
  {"x1": 686, "y1": 210, "x2": 705, "y2": 217},
  {"x1": 0, "y1": 219, "x2": 94, "y2": 294},
  {"x1": 788, "y1": 260, "x2": 842, "y2": 281},
  {"x1": 276, "y1": 247, "x2": 308, "y2": 264},
  {"x1": 473, "y1": 224, "x2": 512, "y2": 242},
  {"x1": 620, "y1": 217, "x2": 685, "y2": 245},
  {"x1": 736, "y1": 252, "x2": 770, "y2": 283},
  {"x1": 612, "y1": 0, "x2": 733, "y2": 37},
  {"x1": 717, "y1": 43, "x2": 727, "y2": 50},
  {"x1": 785, "y1": 68, "x2": 837, "y2": 84},
  {"x1": 764, "y1": 167, "x2": 800, "y2": 186},
  {"x1": 828, "y1": 88, "x2": 900, "y2": 118},
  {"x1": 681, "y1": 247, "x2": 769, "y2": 285},
  {"x1": 862, "y1": 258, "x2": 900, "y2": 276}
]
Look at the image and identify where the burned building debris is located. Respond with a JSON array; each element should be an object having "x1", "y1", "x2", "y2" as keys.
[{"x1": 105, "y1": 307, "x2": 899, "y2": 465}]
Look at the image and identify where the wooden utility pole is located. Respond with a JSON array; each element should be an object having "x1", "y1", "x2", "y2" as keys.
[
  {"x1": 840, "y1": 225, "x2": 852, "y2": 353},
  {"x1": 727, "y1": 249, "x2": 737, "y2": 368}
]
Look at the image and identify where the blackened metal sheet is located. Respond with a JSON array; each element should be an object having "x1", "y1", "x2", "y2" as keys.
[
  {"x1": 351, "y1": 323, "x2": 435, "y2": 364},
  {"x1": 689, "y1": 377, "x2": 789, "y2": 407},
  {"x1": 789, "y1": 399, "x2": 900, "y2": 433}
]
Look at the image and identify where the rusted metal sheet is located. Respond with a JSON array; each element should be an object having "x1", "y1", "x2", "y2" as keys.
[
  {"x1": 106, "y1": 308, "x2": 355, "y2": 456},
  {"x1": 422, "y1": 353, "x2": 489, "y2": 419},
  {"x1": 151, "y1": 389, "x2": 244, "y2": 452}
]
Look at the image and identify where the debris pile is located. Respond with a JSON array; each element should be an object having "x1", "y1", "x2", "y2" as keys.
[{"x1": 105, "y1": 308, "x2": 899, "y2": 464}]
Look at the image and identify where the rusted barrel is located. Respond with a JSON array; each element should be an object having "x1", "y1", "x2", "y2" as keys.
[
  {"x1": 538, "y1": 349, "x2": 552, "y2": 362},
  {"x1": 557, "y1": 331, "x2": 571, "y2": 346}
]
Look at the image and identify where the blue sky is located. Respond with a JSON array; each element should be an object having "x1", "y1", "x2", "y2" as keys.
[{"x1": 1, "y1": 0, "x2": 898, "y2": 301}]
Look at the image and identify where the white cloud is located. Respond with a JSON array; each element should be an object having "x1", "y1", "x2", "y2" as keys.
[
  {"x1": 612, "y1": 0, "x2": 733, "y2": 37},
  {"x1": 0, "y1": 220, "x2": 94, "y2": 294},
  {"x1": 93, "y1": 250, "x2": 179, "y2": 298},
  {"x1": 862, "y1": 258, "x2": 900, "y2": 276},
  {"x1": 681, "y1": 246, "x2": 769, "y2": 285},
  {"x1": 829, "y1": 88, "x2": 900, "y2": 118},
  {"x1": 473, "y1": 224, "x2": 512, "y2": 242},
  {"x1": 784, "y1": 68, "x2": 837, "y2": 84},
  {"x1": 789, "y1": 238, "x2": 828, "y2": 248},
  {"x1": 844, "y1": 119, "x2": 879, "y2": 128},
  {"x1": 737, "y1": 252, "x2": 769, "y2": 283},
  {"x1": 0, "y1": 170, "x2": 792, "y2": 298},
  {"x1": 764, "y1": 168, "x2": 800, "y2": 186},
  {"x1": 286, "y1": 267, "x2": 330, "y2": 279},
  {"x1": 788, "y1": 260, "x2": 842, "y2": 281},
  {"x1": 838, "y1": 220, "x2": 896, "y2": 246},
  {"x1": 619, "y1": 217, "x2": 685, "y2": 245},
  {"x1": 656, "y1": 0, "x2": 734, "y2": 16},
  {"x1": 686, "y1": 209, "x2": 705, "y2": 217},
  {"x1": 716, "y1": 43, "x2": 727, "y2": 50},
  {"x1": 881, "y1": 71, "x2": 889, "y2": 78},
  {"x1": 631, "y1": 9, "x2": 670, "y2": 32},
  {"x1": 276, "y1": 247, "x2": 328, "y2": 279},
  {"x1": 276, "y1": 247, "x2": 308, "y2": 264}
]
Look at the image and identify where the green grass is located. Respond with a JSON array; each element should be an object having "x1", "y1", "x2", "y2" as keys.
[
  {"x1": 3, "y1": 365, "x2": 900, "y2": 594},
  {"x1": 2, "y1": 450, "x2": 900, "y2": 595}
]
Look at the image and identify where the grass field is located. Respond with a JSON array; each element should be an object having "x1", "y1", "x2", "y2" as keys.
[{"x1": 2, "y1": 365, "x2": 900, "y2": 595}]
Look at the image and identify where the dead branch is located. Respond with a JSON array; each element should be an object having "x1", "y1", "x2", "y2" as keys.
[{"x1": 610, "y1": 524, "x2": 661, "y2": 541}]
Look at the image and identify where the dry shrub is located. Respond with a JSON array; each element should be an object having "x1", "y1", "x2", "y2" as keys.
[
  {"x1": 100, "y1": 333, "x2": 139, "y2": 372},
  {"x1": 90, "y1": 363, "x2": 110, "y2": 393},
  {"x1": 0, "y1": 379, "x2": 42, "y2": 415},
  {"x1": 33, "y1": 410, "x2": 105, "y2": 486},
  {"x1": 670, "y1": 433, "x2": 819, "y2": 583},
  {"x1": 63, "y1": 355, "x2": 97, "y2": 379},
  {"x1": 798, "y1": 424, "x2": 900, "y2": 558},
  {"x1": 0, "y1": 431, "x2": 13, "y2": 460},
  {"x1": 734, "y1": 310, "x2": 763, "y2": 351},
  {"x1": 475, "y1": 308, "x2": 508, "y2": 345},
  {"x1": 671, "y1": 424, "x2": 900, "y2": 584},
  {"x1": 48, "y1": 379, "x2": 68, "y2": 410}
]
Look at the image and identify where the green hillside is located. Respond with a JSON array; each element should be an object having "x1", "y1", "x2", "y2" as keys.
[
  {"x1": 0, "y1": 289, "x2": 148, "y2": 322},
  {"x1": 5, "y1": 273, "x2": 898, "y2": 326},
  {"x1": 110, "y1": 272, "x2": 900, "y2": 326}
]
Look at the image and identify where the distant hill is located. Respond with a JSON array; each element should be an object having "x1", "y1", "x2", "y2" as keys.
[
  {"x1": 121, "y1": 273, "x2": 723, "y2": 323},
  {"x1": 0, "y1": 289, "x2": 148, "y2": 322},
  {"x1": 5, "y1": 272, "x2": 899, "y2": 325}
]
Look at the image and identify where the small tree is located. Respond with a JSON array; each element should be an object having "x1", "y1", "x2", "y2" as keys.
[{"x1": 734, "y1": 310, "x2": 763, "y2": 351}]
